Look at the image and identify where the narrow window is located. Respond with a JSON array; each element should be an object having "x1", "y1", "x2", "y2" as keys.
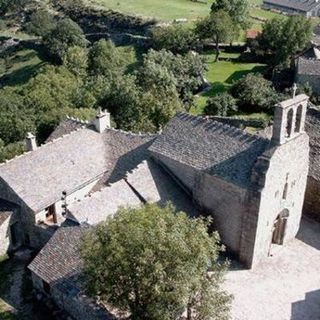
[
  {"x1": 45, "y1": 204, "x2": 57, "y2": 224},
  {"x1": 286, "y1": 109, "x2": 293, "y2": 138},
  {"x1": 295, "y1": 105, "x2": 303, "y2": 133},
  {"x1": 282, "y1": 182, "x2": 288, "y2": 200}
]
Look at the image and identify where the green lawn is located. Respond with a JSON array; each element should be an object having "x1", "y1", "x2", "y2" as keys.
[
  {"x1": 88, "y1": 0, "x2": 278, "y2": 22},
  {"x1": 192, "y1": 52, "x2": 266, "y2": 113},
  {"x1": 0, "y1": 49, "x2": 46, "y2": 87}
]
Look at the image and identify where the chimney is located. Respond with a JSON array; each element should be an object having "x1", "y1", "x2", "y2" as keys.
[
  {"x1": 26, "y1": 132, "x2": 37, "y2": 151},
  {"x1": 93, "y1": 109, "x2": 111, "y2": 133}
]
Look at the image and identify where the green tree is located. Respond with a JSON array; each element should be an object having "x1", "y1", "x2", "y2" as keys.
[
  {"x1": 88, "y1": 39, "x2": 126, "y2": 78},
  {"x1": 25, "y1": 10, "x2": 56, "y2": 37},
  {"x1": 139, "y1": 49, "x2": 207, "y2": 108},
  {"x1": 257, "y1": 16, "x2": 313, "y2": 67},
  {"x1": 195, "y1": 10, "x2": 234, "y2": 61},
  {"x1": 81, "y1": 203, "x2": 232, "y2": 320},
  {"x1": 0, "y1": 139, "x2": 25, "y2": 163},
  {"x1": 63, "y1": 46, "x2": 88, "y2": 77},
  {"x1": 43, "y1": 18, "x2": 87, "y2": 61},
  {"x1": 204, "y1": 93, "x2": 238, "y2": 116},
  {"x1": 211, "y1": 0, "x2": 250, "y2": 31},
  {"x1": 0, "y1": 0, "x2": 32, "y2": 15},
  {"x1": 152, "y1": 24, "x2": 196, "y2": 54},
  {"x1": 230, "y1": 73, "x2": 280, "y2": 112}
]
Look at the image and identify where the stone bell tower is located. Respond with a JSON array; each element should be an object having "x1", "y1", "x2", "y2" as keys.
[{"x1": 272, "y1": 93, "x2": 308, "y2": 145}]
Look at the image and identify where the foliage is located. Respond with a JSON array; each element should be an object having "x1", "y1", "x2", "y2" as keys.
[
  {"x1": 256, "y1": 15, "x2": 313, "y2": 67},
  {"x1": 43, "y1": 18, "x2": 87, "y2": 61},
  {"x1": 230, "y1": 73, "x2": 280, "y2": 112},
  {"x1": 204, "y1": 93, "x2": 238, "y2": 116},
  {"x1": 0, "y1": 139, "x2": 25, "y2": 163},
  {"x1": 63, "y1": 46, "x2": 88, "y2": 77},
  {"x1": 195, "y1": 10, "x2": 234, "y2": 61},
  {"x1": 0, "y1": 0, "x2": 33, "y2": 15},
  {"x1": 211, "y1": 0, "x2": 250, "y2": 31},
  {"x1": 25, "y1": 10, "x2": 56, "y2": 37},
  {"x1": 88, "y1": 40, "x2": 127, "y2": 78},
  {"x1": 81, "y1": 203, "x2": 232, "y2": 320},
  {"x1": 139, "y1": 49, "x2": 207, "y2": 108},
  {"x1": 151, "y1": 24, "x2": 196, "y2": 54}
]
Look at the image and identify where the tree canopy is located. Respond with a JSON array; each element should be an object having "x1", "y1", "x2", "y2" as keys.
[
  {"x1": 81, "y1": 203, "x2": 232, "y2": 320},
  {"x1": 256, "y1": 15, "x2": 313, "y2": 67},
  {"x1": 43, "y1": 18, "x2": 87, "y2": 61},
  {"x1": 204, "y1": 93, "x2": 238, "y2": 116},
  {"x1": 195, "y1": 10, "x2": 234, "y2": 61},
  {"x1": 211, "y1": 0, "x2": 250, "y2": 31}
]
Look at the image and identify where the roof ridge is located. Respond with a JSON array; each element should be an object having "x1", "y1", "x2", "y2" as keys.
[
  {"x1": 0, "y1": 127, "x2": 87, "y2": 167},
  {"x1": 107, "y1": 127, "x2": 157, "y2": 138},
  {"x1": 176, "y1": 112, "x2": 267, "y2": 143},
  {"x1": 66, "y1": 115, "x2": 90, "y2": 125}
]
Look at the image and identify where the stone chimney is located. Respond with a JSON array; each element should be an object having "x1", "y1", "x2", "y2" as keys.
[
  {"x1": 93, "y1": 109, "x2": 111, "y2": 133},
  {"x1": 26, "y1": 132, "x2": 37, "y2": 151}
]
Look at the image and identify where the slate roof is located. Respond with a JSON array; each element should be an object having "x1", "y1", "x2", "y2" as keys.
[
  {"x1": 68, "y1": 160, "x2": 198, "y2": 225},
  {"x1": 67, "y1": 179, "x2": 142, "y2": 225},
  {"x1": 263, "y1": 0, "x2": 320, "y2": 12},
  {"x1": 0, "y1": 126, "x2": 154, "y2": 213},
  {"x1": 149, "y1": 113, "x2": 269, "y2": 187},
  {"x1": 306, "y1": 107, "x2": 320, "y2": 181},
  {"x1": 296, "y1": 57, "x2": 320, "y2": 76},
  {"x1": 46, "y1": 118, "x2": 87, "y2": 143}
]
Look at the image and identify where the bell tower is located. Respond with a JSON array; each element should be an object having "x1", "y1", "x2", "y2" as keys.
[{"x1": 272, "y1": 93, "x2": 309, "y2": 145}]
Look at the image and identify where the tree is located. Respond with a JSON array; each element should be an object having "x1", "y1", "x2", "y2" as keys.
[
  {"x1": 43, "y1": 18, "x2": 87, "y2": 61},
  {"x1": 195, "y1": 11, "x2": 234, "y2": 61},
  {"x1": 0, "y1": 0, "x2": 32, "y2": 15},
  {"x1": 81, "y1": 203, "x2": 232, "y2": 320},
  {"x1": 257, "y1": 16, "x2": 313, "y2": 67},
  {"x1": 88, "y1": 39, "x2": 126, "y2": 78},
  {"x1": 25, "y1": 10, "x2": 56, "y2": 37},
  {"x1": 63, "y1": 46, "x2": 88, "y2": 77},
  {"x1": 211, "y1": 0, "x2": 250, "y2": 31},
  {"x1": 230, "y1": 73, "x2": 280, "y2": 112},
  {"x1": 139, "y1": 49, "x2": 207, "y2": 108},
  {"x1": 152, "y1": 24, "x2": 196, "y2": 54},
  {"x1": 204, "y1": 93, "x2": 238, "y2": 116}
]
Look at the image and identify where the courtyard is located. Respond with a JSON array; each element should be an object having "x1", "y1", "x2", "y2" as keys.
[{"x1": 225, "y1": 217, "x2": 320, "y2": 320}]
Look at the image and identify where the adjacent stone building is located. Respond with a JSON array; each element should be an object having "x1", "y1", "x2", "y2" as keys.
[
  {"x1": 263, "y1": 0, "x2": 320, "y2": 17},
  {"x1": 0, "y1": 95, "x2": 311, "y2": 319},
  {"x1": 296, "y1": 46, "x2": 320, "y2": 96}
]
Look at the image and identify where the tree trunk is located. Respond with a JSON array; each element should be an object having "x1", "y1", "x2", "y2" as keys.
[{"x1": 215, "y1": 38, "x2": 220, "y2": 62}]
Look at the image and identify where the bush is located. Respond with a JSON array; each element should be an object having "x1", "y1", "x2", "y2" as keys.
[
  {"x1": 230, "y1": 73, "x2": 279, "y2": 113},
  {"x1": 152, "y1": 24, "x2": 196, "y2": 54},
  {"x1": 25, "y1": 10, "x2": 56, "y2": 37},
  {"x1": 204, "y1": 93, "x2": 238, "y2": 116}
]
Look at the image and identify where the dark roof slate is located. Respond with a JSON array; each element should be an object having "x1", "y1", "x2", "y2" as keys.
[
  {"x1": 149, "y1": 113, "x2": 269, "y2": 187},
  {"x1": 263, "y1": 0, "x2": 320, "y2": 12},
  {"x1": 297, "y1": 57, "x2": 320, "y2": 76},
  {"x1": 306, "y1": 107, "x2": 320, "y2": 181}
]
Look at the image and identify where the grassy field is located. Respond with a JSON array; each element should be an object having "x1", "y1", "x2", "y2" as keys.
[
  {"x1": 88, "y1": 0, "x2": 277, "y2": 22},
  {"x1": 192, "y1": 52, "x2": 266, "y2": 113},
  {"x1": 0, "y1": 49, "x2": 46, "y2": 87}
]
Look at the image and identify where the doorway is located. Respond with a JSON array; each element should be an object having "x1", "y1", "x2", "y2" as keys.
[{"x1": 272, "y1": 209, "x2": 289, "y2": 245}]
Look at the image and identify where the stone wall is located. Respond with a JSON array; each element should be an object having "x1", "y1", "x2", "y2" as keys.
[
  {"x1": 303, "y1": 176, "x2": 320, "y2": 222},
  {"x1": 0, "y1": 215, "x2": 11, "y2": 256},
  {"x1": 31, "y1": 272, "x2": 112, "y2": 320},
  {"x1": 248, "y1": 133, "x2": 309, "y2": 268},
  {"x1": 296, "y1": 73, "x2": 320, "y2": 96}
]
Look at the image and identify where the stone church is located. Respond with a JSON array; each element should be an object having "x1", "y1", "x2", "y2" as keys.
[{"x1": 0, "y1": 94, "x2": 310, "y2": 319}]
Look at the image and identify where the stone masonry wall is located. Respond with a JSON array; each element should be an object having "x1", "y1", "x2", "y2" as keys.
[
  {"x1": 194, "y1": 174, "x2": 247, "y2": 254},
  {"x1": 0, "y1": 215, "x2": 11, "y2": 256},
  {"x1": 303, "y1": 176, "x2": 320, "y2": 222},
  {"x1": 296, "y1": 73, "x2": 320, "y2": 96},
  {"x1": 250, "y1": 133, "x2": 309, "y2": 268}
]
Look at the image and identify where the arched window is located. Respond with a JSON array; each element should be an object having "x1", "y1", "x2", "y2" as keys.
[
  {"x1": 286, "y1": 109, "x2": 293, "y2": 138},
  {"x1": 295, "y1": 105, "x2": 303, "y2": 133}
]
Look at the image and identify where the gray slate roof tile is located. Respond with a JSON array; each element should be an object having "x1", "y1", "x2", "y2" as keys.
[
  {"x1": 297, "y1": 57, "x2": 320, "y2": 76},
  {"x1": 149, "y1": 113, "x2": 269, "y2": 187},
  {"x1": 263, "y1": 0, "x2": 320, "y2": 12}
]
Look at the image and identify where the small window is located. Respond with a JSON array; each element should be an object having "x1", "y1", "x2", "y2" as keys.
[
  {"x1": 282, "y1": 182, "x2": 288, "y2": 200},
  {"x1": 43, "y1": 280, "x2": 51, "y2": 295},
  {"x1": 45, "y1": 204, "x2": 57, "y2": 224}
]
